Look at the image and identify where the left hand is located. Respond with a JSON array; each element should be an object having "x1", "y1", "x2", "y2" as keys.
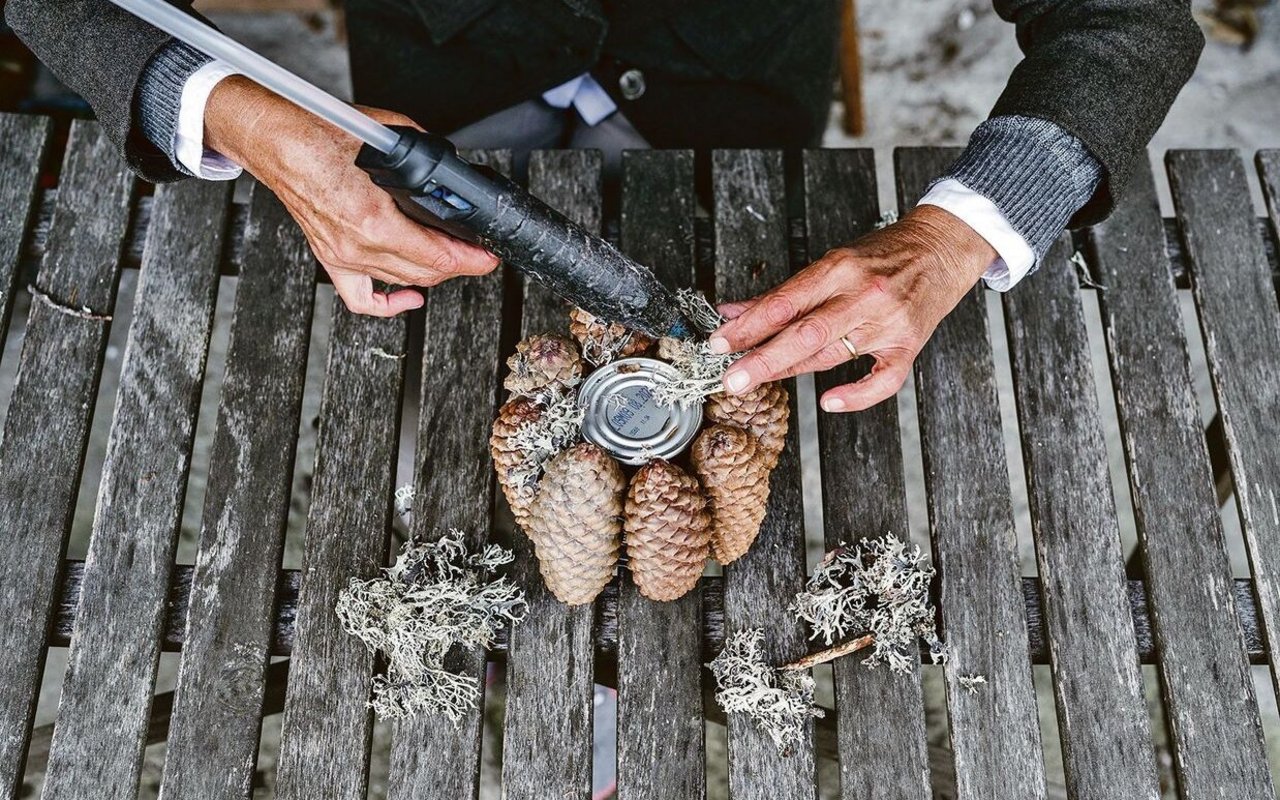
[{"x1": 707, "y1": 205, "x2": 996, "y2": 412}]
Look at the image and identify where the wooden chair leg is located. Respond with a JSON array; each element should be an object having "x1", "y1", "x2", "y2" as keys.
[{"x1": 839, "y1": 0, "x2": 866, "y2": 137}]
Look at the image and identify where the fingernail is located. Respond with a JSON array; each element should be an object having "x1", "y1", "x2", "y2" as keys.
[
  {"x1": 708, "y1": 336, "x2": 730, "y2": 355},
  {"x1": 823, "y1": 397, "x2": 845, "y2": 412},
  {"x1": 725, "y1": 370, "x2": 750, "y2": 394}
]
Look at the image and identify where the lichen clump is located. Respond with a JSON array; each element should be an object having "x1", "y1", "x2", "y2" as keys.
[
  {"x1": 707, "y1": 629, "x2": 823, "y2": 756},
  {"x1": 336, "y1": 532, "x2": 527, "y2": 722},
  {"x1": 653, "y1": 290, "x2": 744, "y2": 408},
  {"x1": 790, "y1": 534, "x2": 948, "y2": 673}
]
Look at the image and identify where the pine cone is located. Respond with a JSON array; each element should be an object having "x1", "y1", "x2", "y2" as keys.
[
  {"x1": 691, "y1": 424, "x2": 771, "y2": 565},
  {"x1": 705, "y1": 381, "x2": 790, "y2": 469},
  {"x1": 624, "y1": 460, "x2": 711, "y2": 601},
  {"x1": 505, "y1": 334, "x2": 583, "y2": 397},
  {"x1": 528, "y1": 443, "x2": 625, "y2": 605},
  {"x1": 569, "y1": 307, "x2": 653, "y2": 365},
  {"x1": 490, "y1": 396, "x2": 543, "y2": 530}
]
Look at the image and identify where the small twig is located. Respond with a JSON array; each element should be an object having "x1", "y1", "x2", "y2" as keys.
[{"x1": 781, "y1": 634, "x2": 875, "y2": 671}]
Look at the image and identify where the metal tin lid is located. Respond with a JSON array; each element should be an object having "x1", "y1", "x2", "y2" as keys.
[{"x1": 578, "y1": 357, "x2": 703, "y2": 466}]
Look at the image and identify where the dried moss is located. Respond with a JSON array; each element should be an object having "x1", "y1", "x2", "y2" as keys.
[
  {"x1": 707, "y1": 629, "x2": 823, "y2": 756},
  {"x1": 653, "y1": 290, "x2": 744, "y2": 408},
  {"x1": 336, "y1": 532, "x2": 527, "y2": 723},
  {"x1": 790, "y1": 534, "x2": 948, "y2": 674},
  {"x1": 506, "y1": 388, "x2": 584, "y2": 492}
]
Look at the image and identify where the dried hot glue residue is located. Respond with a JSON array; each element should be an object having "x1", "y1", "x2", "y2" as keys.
[
  {"x1": 336, "y1": 532, "x2": 527, "y2": 723},
  {"x1": 790, "y1": 534, "x2": 948, "y2": 673},
  {"x1": 707, "y1": 629, "x2": 824, "y2": 756},
  {"x1": 653, "y1": 289, "x2": 745, "y2": 408}
]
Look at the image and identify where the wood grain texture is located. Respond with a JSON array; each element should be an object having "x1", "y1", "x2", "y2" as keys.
[
  {"x1": 0, "y1": 113, "x2": 51, "y2": 347},
  {"x1": 803, "y1": 148, "x2": 932, "y2": 800},
  {"x1": 711, "y1": 149, "x2": 816, "y2": 798},
  {"x1": 499, "y1": 149, "x2": 601, "y2": 800},
  {"x1": 158, "y1": 183, "x2": 316, "y2": 800},
  {"x1": 1168, "y1": 150, "x2": 1280, "y2": 700},
  {"x1": 275, "y1": 303, "x2": 407, "y2": 800},
  {"x1": 1003, "y1": 237, "x2": 1159, "y2": 800},
  {"x1": 1091, "y1": 157, "x2": 1273, "y2": 799},
  {"x1": 1260, "y1": 151, "x2": 1280, "y2": 238},
  {"x1": 895, "y1": 148, "x2": 1047, "y2": 800},
  {"x1": 40, "y1": 179, "x2": 231, "y2": 800},
  {"x1": 44, "y1": 562, "x2": 1274, "y2": 667},
  {"x1": 386, "y1": 150, "x2": 511, "y2": 800},
  {"x1": 0, "y1": 121, "x2": 135, "y2": 793},
  {"x1": 616, "y1": 150, "x2": 705, "y2": 800}
]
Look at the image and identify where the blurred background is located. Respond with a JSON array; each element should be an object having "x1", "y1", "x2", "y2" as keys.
[{"x1": 2, "y1": 1, "x2": 1276, "y2": 798}]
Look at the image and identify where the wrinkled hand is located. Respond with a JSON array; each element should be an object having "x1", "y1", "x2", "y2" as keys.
[
  {"x1": 205, "y1": 76, "x2": 499, "y2": 317},
  {"x1": 708, "y1": 205, "x2": 996, "y2": 412}
]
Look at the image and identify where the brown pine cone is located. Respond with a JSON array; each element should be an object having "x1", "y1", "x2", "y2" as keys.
[
  {"x1": 691, "y1": 424, "x2": 771, "y2": 565},
  {"x1": 623, "y1": 460, "x2": 711, "y2": 601},
  {"x1": 504, "y1": 334, "x2": 583, "y2": 397},
  {"x1": 528, "y1": 443, "x2": 625, "y2": 605},
  {"x1": 705, "y1": 381, "x2": 790, "y2": 469},
  {"x1": 569, "y1": 307, "x2": 653, "y2": 365},
  {"x1": 490, "y1": 396, "x2": 543, "y2": 531}
]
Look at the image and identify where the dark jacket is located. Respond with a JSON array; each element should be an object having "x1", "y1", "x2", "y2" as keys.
[{"x1": 6, "y1": 0, "x2": 1203, "y2": 223}]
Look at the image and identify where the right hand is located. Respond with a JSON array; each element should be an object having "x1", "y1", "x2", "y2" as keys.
[{"x1": 204, "y1": 76, "x2": 499, "y2": 317}]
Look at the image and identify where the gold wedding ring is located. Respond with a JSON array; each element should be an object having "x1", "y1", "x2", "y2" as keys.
[{"x1": 839, "y1": 335, "x2": 859, "y2": 360}]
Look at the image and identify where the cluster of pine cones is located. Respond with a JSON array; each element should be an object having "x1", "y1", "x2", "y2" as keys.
[{"x1": 490, "y1": 308, "x2": 790, "y2": 605}]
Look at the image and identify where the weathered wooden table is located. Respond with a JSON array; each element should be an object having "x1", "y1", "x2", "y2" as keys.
[{"x1": 2, "y1": 111, "x2": 1280, "y2": 800}]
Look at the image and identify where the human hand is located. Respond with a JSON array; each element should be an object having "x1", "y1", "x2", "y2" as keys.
[
  {"x1": 204, "y1": 76, "x2": 499, "y2": 317},
  {"x1": 707, "y1": 205, "x2": 996, "y2": 412}
]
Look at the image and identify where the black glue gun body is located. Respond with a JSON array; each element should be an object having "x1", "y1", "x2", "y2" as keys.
[{"x1": 356, "y1": 126, "x2": 695, "y2": 340}]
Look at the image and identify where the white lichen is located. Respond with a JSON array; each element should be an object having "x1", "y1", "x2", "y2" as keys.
[
  {"x1": 1071, "y1": 250, "x2": 1107, "y2": 290},
  {"x1": 707, "y1": 629, "x2": 824, "y2": 756},
  {"x1": 576, "y1": 311, "x2": 639, "y2": 367},
  {"x1": 874, "y1": 210, "x2": 899, "y2": 230},
  {"x1": 507, "y1": 388, "x2": 584, "y2": 491},
  {"x1": 959, "y1": 673, "x2": 987, "y2": 694},
  {"x1": 653, "y1": 290, "x2": 744, "y2": 408},
  {"x1": 393, "y1": 484, "x2": 415, "y2": 520},
  {"x1": 790, "y1": 534, "x2": 948, "y2": 674},
  {"x1": 336, "y1": 532, "x2": 527, "y2": 723}
]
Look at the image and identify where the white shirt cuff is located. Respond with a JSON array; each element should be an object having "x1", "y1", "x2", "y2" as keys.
[
  {"x1": 175, "y1": 60, "x2": 244, "y2": 181},
  {"x1": 918, "y1": 178, "x2": 1035, "y2": 292},
  {"x1": 541, "y1": 73, "x2": 617, "y2": 127}
]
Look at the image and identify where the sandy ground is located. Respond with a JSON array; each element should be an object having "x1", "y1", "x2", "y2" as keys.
[{"x1": 13, "y1": 1, "x2": 1280, "y2": 798}]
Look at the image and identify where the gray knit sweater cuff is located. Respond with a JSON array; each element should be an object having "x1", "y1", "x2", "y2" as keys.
[
  {"x1": 137, "y1": 40, "x2": 211, "y2": 177},
  {"x1": 931, "y1": 115, "x2": 1103, "y2": 267}
]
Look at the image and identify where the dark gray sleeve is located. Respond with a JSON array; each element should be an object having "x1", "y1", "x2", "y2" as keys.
[
  {"x1": 4, "y1": 0, "x2": 207, "y2": 182},
  {"x1": 981, "y1": 0, "x2": 1204, "y2": 225},
  {"x1": 136, "y1": 41, "x2": 213, "y2": 177},
  {"x1": 932, "y1": 115, "x2": 1102, "y2": 265}
]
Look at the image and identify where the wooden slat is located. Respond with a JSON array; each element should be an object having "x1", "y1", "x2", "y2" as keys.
[
  {"x1": 616, "y1": 150, "x2": 705, "y2": 800},
  {"x1": 895, "y1": 148, "x2": 1047, "y2": 800},
  {"x1": 274, "y1": 303, "x2": 406, "y2": 799},
  {"x1": 0, "y1": 113, "x2": 51, "y2": 346},
  {"x1": 158, "y1": 183, "x2": 316, "y2": 798},
  {"x1": 386, "y1": 150, "x2": 510, "y2": 800},
  {"x1": 1168, "y1": 150, "x2": 1280, "y2": 699},
  {"x1": 1003, "y1": 238, "x2": 1159, "y2": 799},
  {"x1": 43, "y1": 561, "x2": 1276, "y2": 668},
  {"x1": 1261, "y1": 151, "x2": 1280, "y2": 239},
  {"x1": 711, "y1": 149, "x2": 815, "y2": 797},
  {"x1": 0, "y1": 121, "x2": 135, "y2": 791},
  {"x1": 499, "y1": 149, "x2": 600, "y2": 800},
  {"x1": 1093, "y1": 158, "x2": 1274, "y2": 796},
  {"x1": 803, "y1": 148, "x2": 932, "y2": 799},
  {"x1": 39, "y1": 179, "x2": 231, "y2": 800}
]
